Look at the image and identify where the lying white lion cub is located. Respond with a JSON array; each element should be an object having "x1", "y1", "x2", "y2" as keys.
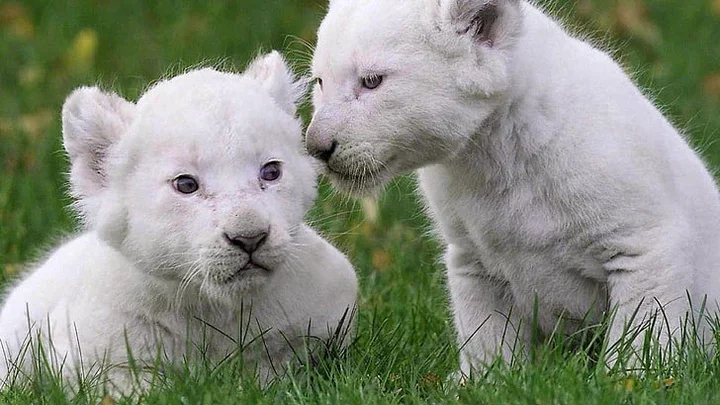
[
  {"x1": 0, "y1": 51, "x2": 357, "y2": 389},
  {"x1": 306, "y1": 0, "x2": 720, "y2": 374}
]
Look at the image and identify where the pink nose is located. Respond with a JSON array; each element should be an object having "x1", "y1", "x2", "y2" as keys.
[{"x1": 306, "y1": 124, "x2": 337, "y2": 162}]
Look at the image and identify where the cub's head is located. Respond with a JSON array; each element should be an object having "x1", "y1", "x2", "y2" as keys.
[
  {"x1": 62, "y1": 52, "x2": 314, "y2": 302},
  {"x1": 306, "y1": 0, "x2": 523, "y2": 195}
]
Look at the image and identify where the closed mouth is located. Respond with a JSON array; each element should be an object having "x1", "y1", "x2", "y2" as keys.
[
  {"x1": 327, "y1": 164, "x2": 379, "y2": 184},
  {"x1": 224, "y1": 261, "x2": 268, "y2": 283},
  {"x1": 326, "y1": 154, "x2": 397, "y2": 184},
  {"x1": 243, "y1": 261, "x2": 265, "y2": 270}
]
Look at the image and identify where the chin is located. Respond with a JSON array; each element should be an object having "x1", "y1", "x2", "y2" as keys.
[
  {"x1": 326, "y1": 173, "x2": 385, "y2": 197},
  {"x1": 202, "y1": 269, "x2": 271, "y2": 303}
]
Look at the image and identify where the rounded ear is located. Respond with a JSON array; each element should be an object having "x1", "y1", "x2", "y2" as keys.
[
  {"x1": 62, "y1": 86, "x2": 135, "y2": 201},
  {"x1": 244, "y1": 51, "x2": 308, "y2": 116},
  {"x1": 439, "y1": 0, "x2": 523, "y2": 48}
]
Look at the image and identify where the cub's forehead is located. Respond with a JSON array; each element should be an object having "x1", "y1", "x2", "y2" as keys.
[
  {"x1": 129, "y1": 69, "x2": 301, "y2": 160},
  {"x1": 132, "y1": 69, "x2": 298, "y2": 145},
  {"x1": 138, "y1": 68, "x2": 268, "y2": 116},
  {"x1": 313, "y1": 0, "x2": 426, "y2": 75}
]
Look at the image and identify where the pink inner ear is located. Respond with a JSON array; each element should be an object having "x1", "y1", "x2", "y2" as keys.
[
  {"x1": 453, "y1": 1, "x2": 500, "y2": 48},
  {"x1": 474, "y1": 6, "x2": 499, "y2": 46}
]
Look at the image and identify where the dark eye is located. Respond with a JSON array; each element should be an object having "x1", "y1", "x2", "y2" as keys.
[
  {"x1": 361, "y1": 75, "x2": 383, "y2": 90},
  {"x1": 173, "y1": 175, "x2": 199, "y2": 194},
  {"x1": 315, "y1": 77, "x2": 323, "y2": 88},
  {"x1": 260, "y1": 161, "x2": 282, "y2": 182}
]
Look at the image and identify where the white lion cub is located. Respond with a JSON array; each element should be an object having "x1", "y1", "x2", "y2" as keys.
[
  {"x1": 0, "y1": 51, "x2": 357, "y2": 389},
  {"x1": 306, "y1": 0, "x2": 720, "y2": 375}
]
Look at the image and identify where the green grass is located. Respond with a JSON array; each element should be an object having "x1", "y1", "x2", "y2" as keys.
[{"x1": 1, "y1": 0, "x2": 719, "y2": 403}]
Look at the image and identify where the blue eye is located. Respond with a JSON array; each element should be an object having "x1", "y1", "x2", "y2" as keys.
[
  {"x1": 260, "y1": 161, "x2": 282, "y2": 182},
  {"x1": 174, "y1": 175, "x2": 199, "y2": 194},
  {"x1": 361, "y1": 75, "x2": 383, "y2": 90}
]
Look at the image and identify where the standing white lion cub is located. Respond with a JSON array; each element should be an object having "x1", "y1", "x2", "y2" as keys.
[
  {"x1": 306, "y1": 0, "x2": 720, "y2": 374},
  {"x1": 0, "y1": 51, "x2": 357, "y2": 390}
]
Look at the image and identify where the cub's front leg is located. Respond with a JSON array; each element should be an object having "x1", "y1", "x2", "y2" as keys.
[{"x1": 446, "y1": 244, "x2": 530, "y2": 377}]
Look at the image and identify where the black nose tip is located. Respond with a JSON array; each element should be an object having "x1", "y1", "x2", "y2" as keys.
[
  {"x1": 318, "y1": 140, "x2": 337, "y2": 162},
  {"x1": 224, "y1": 231, "x2": 268, "y2": 254},
  {"x1": 310, "y1": 140, "x2": 337, "y2": 162}
]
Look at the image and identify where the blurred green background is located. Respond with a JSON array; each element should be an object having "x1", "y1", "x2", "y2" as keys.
[{"x1": 0, "y1": 0, "x2": 718, "y2": 402}]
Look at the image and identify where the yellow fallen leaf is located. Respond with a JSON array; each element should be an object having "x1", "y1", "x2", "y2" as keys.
[
  {"x1": 0, "y1": 3, "x2": 27, "y2": 21},
  {"x1": 703, "y1": 73, "x2": 720, "y2": 102},
  {"x1": 575, "y1": 0, "x2": 595, "y2": 18},
  {"x1": 3, "y1": 264, "x2": 21, "y2": 276},
  {"x1": 713, "y1": 0, "x2": 720, "y2": 16},
  {"x1": 419, "y1": 373, "x2": 441, "y2": 389},
  {"x1": 613, "y1": 1, "x2": 662, "y2": 46},
  {"x1": 650, "y1": 376, "x2": 676, "y2": 389},
  {"x1": 0, "y1": 3, "x2": 34, "y2": 40},
  {"x1": 371, "y1": 250, "x2": 393, "y2": 271},
  {"x1": 101, "y1": 395, "x2": 116, "y2": 405},
  {"x1": 65, "y1": 28, "x2": 99, "y2": 73},
  {"x1": 624, "y1": 375, "x2": 635, "y2": 392},
  {"x1": 360, "y1": 221, "x2": 375, "y2": 238}
]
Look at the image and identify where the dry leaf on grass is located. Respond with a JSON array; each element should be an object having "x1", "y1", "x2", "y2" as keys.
[
  {"x1": 575, "y1": 0, "x2": 595, "y2": 18},
  {"x1": 419, "y1": 373, "x2": 442, "y2": 389},
  {"x1": 3, "y1": 264, "x2": 22, "y2": 276},
  {"x1": 101, "y1": 395, "x2": 116, "y2": 405},
  {"x1": 65, "y1": 28, "x2": 99, "y2": 73},
  {"x1": 360, "y1": 221, "x2": 375, "y2": 238},
  {"x1": 623, "y1": 375, "x2": 636, "y2": 392},
  {"x1": 0, "y1": 2, "x2": 34, "y2": 40},
  {"x1": 371, "y1": 250, "x2": 393, "y2": 271},
  {"x1": 703, "y1": 73, "x2": 720, "y2": 102},
  {"x1": 658, "y1": 376, "x2": 676, "y2": 389},
  {"x1": 613, "y1": 1, "x2": 662, "y2": 46}
]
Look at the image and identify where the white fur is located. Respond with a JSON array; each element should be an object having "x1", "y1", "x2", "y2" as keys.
[
  {"x1": 0, "y1": 51, "x2": 357, "y2": 390},
  {"x1": 308, "y1": 0, "x2": 720, "y2": 374}
]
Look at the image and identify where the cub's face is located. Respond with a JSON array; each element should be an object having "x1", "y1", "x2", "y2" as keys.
[
  {"x1": 306, "y1": 0, "x2": 522, "y2": 195},
  {"x1": 62, "y1": 53, "x2": 314, "y2": 303},
  {"x1": 125, "y1": 72, "x2": 314, "y2": 300}
]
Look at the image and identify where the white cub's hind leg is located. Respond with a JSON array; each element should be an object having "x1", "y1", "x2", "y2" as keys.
[
  {"x1": 446, "y1": 245, "x2": 530, "y2": 377},
  {"x1": 602, "y1": 225, "x2": 696, "y2": 366}
]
